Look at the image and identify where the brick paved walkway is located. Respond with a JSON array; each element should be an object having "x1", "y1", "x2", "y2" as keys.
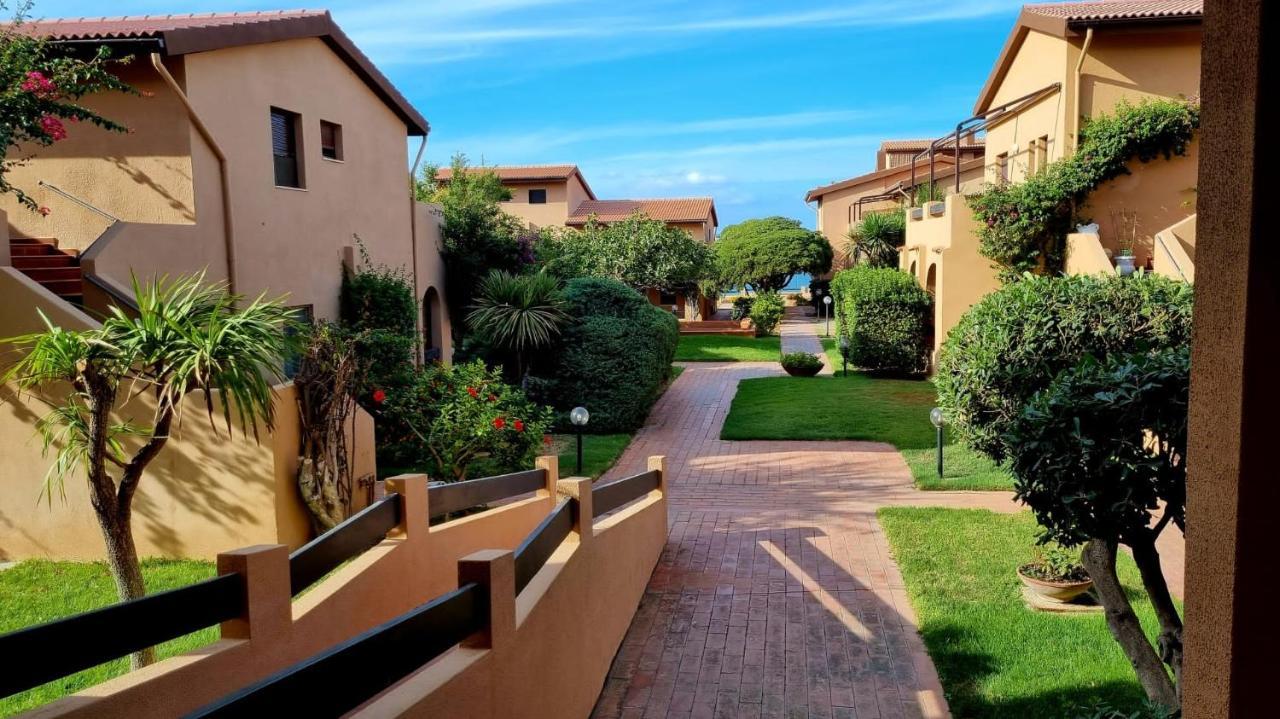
[{"x1": 591, "y1": 357, "x2": 1019, "y2": 719}]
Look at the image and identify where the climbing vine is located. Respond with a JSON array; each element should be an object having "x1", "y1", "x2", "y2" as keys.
[{"x1": 969, "y1": 98, "x2": 1200, "y2": 281}]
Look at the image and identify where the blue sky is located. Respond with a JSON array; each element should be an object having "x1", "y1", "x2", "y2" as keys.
[{"x1": 39, "y1": 0, "x2": 1026, "y2": 228}]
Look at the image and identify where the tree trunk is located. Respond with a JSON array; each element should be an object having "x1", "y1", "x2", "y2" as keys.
[
  {"x1": 97, "y1": 509, "x2": 155, "y2": 668},
  {"x1": 1130, "y1": 536, "x2": 1184, "y2": 702},
  {"x1": 1081, "y1": 539, "x2": 1178, "y2": 711}
]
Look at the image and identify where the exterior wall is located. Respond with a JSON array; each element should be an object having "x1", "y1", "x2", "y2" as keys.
[
  {"x1": 412, "y1": 201, "x2": 453, "y2": 362},
  {"x1": 182, "y1": 37, "x2": 417, "y2": 321},
  {"x1": 900, "y1": 195, "x2": 1000, "y2": 363},
  {"x1": 673, "y1": 220, "x2": 714, "y2": 244},
  {"x1": 498, "y1": 179, "x2": 573, "y2": 229},
  {"x1": 1065, "y1": 232, "x2": 1116, "y2": 276},
  {"x1": 1152, "y1": 213, "x2": 1195, "y2": 282},
  {"x1": 982, "y1": 30, "x2": 1071, "y2": 185}
]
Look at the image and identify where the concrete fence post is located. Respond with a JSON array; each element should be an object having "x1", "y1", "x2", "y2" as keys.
[
  {"x1": 216, "y1": 544, "x2": 291, "y2": 642},
  {"x1": 384, "y1": 473, "x2": 430, "y2": 540},
  {"x1": 458, "y1": 549, "x2": 516, "y2": 649},
  {"x1": 649, "y1": 455, "x2": 669, "y2": 496},
  {"x1": 536, "y1": 454, "x2": 559, "y2": 499},
  {"x1": 556, "y1": 477, "x2": 594, "y2": 546}
]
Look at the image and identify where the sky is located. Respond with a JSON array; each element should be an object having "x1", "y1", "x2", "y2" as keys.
[{"x1": 37, "y1": 0, "x2": 1027, "y2": 228}]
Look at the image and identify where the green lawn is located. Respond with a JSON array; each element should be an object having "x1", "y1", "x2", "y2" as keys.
[
  {"x1": 720, "y1": 372, "x2": 1012, "y2": 490},
  {"x1": 554, "y1": 433, "x2": 633, "y2": 479},
  {"x1": 879, "y1": 508, "x2": 1170, "y2": 718},
  {"x1": 0, "y1": 559, "x2": 217, "y2": 717},
  {"x1": 674, "y1": 335, "x2": 780, "y2": 362}
]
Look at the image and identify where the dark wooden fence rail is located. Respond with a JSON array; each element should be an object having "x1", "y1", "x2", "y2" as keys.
[
  {"x1": 592, "y1": 470, "x2": 660, "y2": 519},
  {"x1": 0, "y1": 572, "x2": 245, "y2": 699},
  {"x1": 185, "y1": 582, "x2": 487, "y2": 718},
  {"x1": 427, "y1": 468, "x2": 546, "y2": 521},
  {"x1": 513, "y1": 499, "x2": 574, "y2": 593},
  {"x1": 288, "y1": 492, "x2": 402, "y2": 596}
]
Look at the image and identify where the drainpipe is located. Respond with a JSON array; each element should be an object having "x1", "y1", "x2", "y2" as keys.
[
  {"x1": 150, "y1": 53, "x2": 237, "y2": 293},
  {"x1": 408, "y1": 134, "x2": 428, "y2": 364},
  {"x1": 1072, "y1": 27, "x2": 1095, "y2": 154}
]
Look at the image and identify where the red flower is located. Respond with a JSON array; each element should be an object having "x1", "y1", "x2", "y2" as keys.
[
  {"x1": 467, "y1": 386, "x2": 479, "y2": 398},
  {"x1": 488, "y1": 394, "x2": 497, "y2": 402},
  {"x1": 21, "y1": 71, "x2": 56, "y2": 97},
  {"x1": 38, "y1": 115, "x2": 68, "y2": 141},
  {"x1": 37, "y1": 206, "x2": 51, "y2": 217},
  {"x1": 372, "y1": 389, "x2": 387, "y2": 404},
  {"x1": 493, "y1": 417, "x2": 506, "y2": 430},
  {"x1": 514, "y1": 419, "x2": 525, "y2": 432}
]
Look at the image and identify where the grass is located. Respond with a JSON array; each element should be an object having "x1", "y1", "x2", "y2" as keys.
[
  {"x1": 553, "y1": 433, "x2": 633, "y2": 479},
  {"x1": 0, "y1": 559, "x2": 217, "y2": 717},
  {"x1": 720, "y1": 371, "x2": 1012, "y2": 490},
  {"x1": 674, "y1": 334, "x2": 780, "y2": 362},
  {"x1": 879, "y1": 508, "x2": 1172, "y2": 718}
]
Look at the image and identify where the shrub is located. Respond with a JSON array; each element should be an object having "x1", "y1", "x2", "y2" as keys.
[
  {"x1": 528, "y1": 277, "x2": 678, "y2": 433},
  {"x1": 466, "y1": 270, "x2": 568, "y2": 380},
  {"x1": 935, "y1": 272, "x2": 1193, "y2": 463},
  {"x1": 339, "y1": 246, "x2": 417, "y2": 407},
  {"x1": 780, "y1": 352, "x2": 822, "y2": 377},
  {"x1": 845, "y1": 210, "x2": 905, "y2": 269},
  {"x1": 1018, "y1": 543, "x2": 1088, "y2": 583},
  {"x1": 730, "y1": 295, "x2": 754, "y2": 321},
  {"x1": 970, "y1": 99, "x2": 1199, "y2": 280},
  {"x1": 748, "y1": 291, "x2": 784, "y2": 336},
  {"x1": 378, "y1": 360, "x2": 552, "y2": 481},
  {"x1": 830, "y1": 267, "x2": 930, "y2": 374},
  {"x1": 540, "y1": 212, "x2": 714, "y2": 294},
  {"x1": 715, "y1": 217, "x2": 833, "y2": 292}
]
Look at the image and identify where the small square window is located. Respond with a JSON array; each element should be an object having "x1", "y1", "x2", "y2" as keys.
[
  {"x1": 528, "y1": 188, "x2": 547, "y2": 204},
  {"x1": 320, "y1": 120, "x2": 343, "y2": 161}
]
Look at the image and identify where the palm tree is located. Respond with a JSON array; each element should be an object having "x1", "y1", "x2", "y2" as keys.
[
  {"x1": 3, "y1": 273, "x2": 295, "y2": 667},
  {"x1": 846, "y1": 210, "x2": 906, "y2": 268},
  {"x1": 467, "y1": 270, "x2": 570, "y2": 380}
]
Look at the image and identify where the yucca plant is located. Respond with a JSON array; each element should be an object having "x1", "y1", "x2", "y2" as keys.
[
  {"x1": 846, "y1": 210, "x2": 906, "y2": 268},
  {"x1": 467, "y1": 270, "x2": 569, "y2": 380},
  {"x1": 2, "y1": 273, "x2": 295, "y2": 667}
]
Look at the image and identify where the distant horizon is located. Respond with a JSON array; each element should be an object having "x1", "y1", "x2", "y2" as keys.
[{"x1": 32, "y1": 0, "x2": 1025, "y2": 228}]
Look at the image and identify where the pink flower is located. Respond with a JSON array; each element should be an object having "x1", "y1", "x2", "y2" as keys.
[
  {"x1": 37, "y1": 207, "x2": 51, "y2": 217},
  {"x1": 38, "y1": 115, "x2": 68, "y2": 141},
  {"x1": 21, "y1": 71, "x2": 56, "y2": 97},
  {"x1": 372, "y1": 389, "x2": 387, "y2": 404},
  {"x1": 493, "y1": 417, "x2": 506, "y2": 430}
]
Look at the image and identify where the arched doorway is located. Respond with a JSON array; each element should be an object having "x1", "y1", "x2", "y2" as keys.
[
  {"x1": 423, "y1": 286, "x2": 443, "y2": 362},
  {"x1": 924, "y1": 264, "x2": 938, "y2": 369},
  {"x1": 909, "y1": 260, "x2": 918, "y2": 279}
]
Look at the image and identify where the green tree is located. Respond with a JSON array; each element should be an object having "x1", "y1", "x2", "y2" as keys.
[
  {"x1": 419, "y1": 154, "x2": 525, "y2": 341},
  {"x1": 715, "y1": 216, "x2": 833, "y2": 292},
  {"x1": 2, "y1": 274, "x2": 295, "y2": 667},
  {"x1": 540, "y1": 212, "x2": 714, "y2": 295},
  {"x1": 467, "y1": 270, "x2": 570, "y2": 380},
  {"x1": 2, "y1": 2, "x2": 135, "y2": 212},
  {"x1": 845, "y1": 210, "x2": 905, "y2": 269}
]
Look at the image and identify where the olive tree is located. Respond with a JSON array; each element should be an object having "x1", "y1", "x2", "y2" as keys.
[
  {"x1": 3, "y1": 274, "x2": 294, "y2": 667},
  {"x1": 714, "y1": 216, "x2": 832, "y2": 292}
]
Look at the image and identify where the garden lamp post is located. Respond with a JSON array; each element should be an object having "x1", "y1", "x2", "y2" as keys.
[
  {"x1": 570, "y1": 406, "x2": 590, "y2": 475},
  {"x1": 930, "y1": 407, "x2": 945, "y2": 478},
  {"x1": 822, "y1": 295, "x2": 833, "y2": 337},
  {"x1": 839, "y1": 335, "x2": 850, "y2": 376}
]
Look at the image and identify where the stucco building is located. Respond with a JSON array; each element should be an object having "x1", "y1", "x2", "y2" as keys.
[
  {"x1": 437, "y1": 164, "x2": 719, "y2": 319},
  {"x1": 1, "y1": 11, "x2": 450, "y2": 560},
  {"x1": 901, "y1": 0, "x2": 1202, "y2": 364}
]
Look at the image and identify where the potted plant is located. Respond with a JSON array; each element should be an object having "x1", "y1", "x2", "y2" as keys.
[
  {"x1": 781, "y1": 351, "x2": 823, "y2": 377},
  {"x1": 1110, "y1": 208, "x2": 1138, "y2": 276},
  {"x1": 1017, "y1": 543, "x2": 1093, "y2": 603}
]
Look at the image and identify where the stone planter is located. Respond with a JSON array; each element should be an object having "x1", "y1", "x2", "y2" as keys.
[
  {"x1": 1115, "y1": 253, "x2": 1137, "y2": 276},
  {"x1": 1017, "y1": 567, "x2": 1094, "y2": 604}
]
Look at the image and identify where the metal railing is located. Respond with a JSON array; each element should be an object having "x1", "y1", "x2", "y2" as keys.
[{"x1": 37, "y1": 180, "x2": 121, "y2": 223}]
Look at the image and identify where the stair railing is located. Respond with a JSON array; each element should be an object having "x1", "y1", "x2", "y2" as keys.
[{"x1": 37, "y1": 180, "x2": 121, "y2": 223}]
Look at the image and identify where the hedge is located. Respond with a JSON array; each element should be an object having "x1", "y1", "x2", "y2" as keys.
[
  {"x1": 529, "y1": 277, "x2": 678, "y2": 433},
  {"x1": 830, "y1": 267, "x2": 931, "y2": 375}
]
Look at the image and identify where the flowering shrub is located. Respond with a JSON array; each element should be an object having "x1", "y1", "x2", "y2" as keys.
[
  {"x1": 378, "y1": 360, "x2": 552, "y2": 481},
  {"x1": 2, "y1": 10, "x2": 135, "y2": 211}
]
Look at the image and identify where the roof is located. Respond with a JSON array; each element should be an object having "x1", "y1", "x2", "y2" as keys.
[
  {"x1": 805, "y1": 155, "x2": 979, "y2": 203},
  {"x1": 12, "y1": 10, "x2": 429, "y2": 135},
  {"x1": 880, "y1": 139, "x2": 984, "y2": 153},
  {"x1": 974, "y1": 1, "x2": 1203, "y2": 112},
  {"x1": 567, "y1": 198, "x2": 717, "y2": 227},
  {"x1": 435, "y1": 164, "x2": 597, "y2": 200}
]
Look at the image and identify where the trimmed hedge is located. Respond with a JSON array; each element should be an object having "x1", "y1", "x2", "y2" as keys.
[
  {"x1": 529, "y1": 277, "x2": 678, "y2": 433},
  {"x1": 935, "y1": 272, "x2": 1193, "y2": 463},
  {"x1": 830, "y1": 267, "x2": 931, "y2": 375}
]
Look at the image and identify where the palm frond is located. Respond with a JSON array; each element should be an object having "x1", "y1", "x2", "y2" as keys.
[{"x1": 467, "y1": 270, "x2": 570, "y2": 352}]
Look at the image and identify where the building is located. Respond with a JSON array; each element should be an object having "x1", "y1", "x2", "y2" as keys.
[
  {"x1": 437, "y1": 164, "x2": 719, "y2": 319},
  {"x1": 875, "y1": 138, "x2": 985, "y2": 171},
  {"x1": 1, "y1": 10, "x2": 450, "y2": 560},
  {"x1": 901, "y1": 0, "x2": 1202, "y2": 364}
]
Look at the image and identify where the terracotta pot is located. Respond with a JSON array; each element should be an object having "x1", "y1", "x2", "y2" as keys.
[{"x1": 1017, "y1": 567, "x2": 1094, "y2": 603}]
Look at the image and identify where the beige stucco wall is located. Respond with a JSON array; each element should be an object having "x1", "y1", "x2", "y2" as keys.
[
  {"x1": 901, "y1": 195, "x2": 1000, "y2": 363},
  {"x1": 498, "y1": 179, "x2": 573, "y2": 229},
  {"x1": 412, "y1": 201, "x2": 453, "y2": 362},
  {"x1": 983, "y1": 30, "x2": 1070, "y2": 185},
  {"x1": 673, "y1": 220, "x2": 714, "y2": 244},
  {"x1": 1152, "y1": 213, "x2": 1195, "y2": 282}
]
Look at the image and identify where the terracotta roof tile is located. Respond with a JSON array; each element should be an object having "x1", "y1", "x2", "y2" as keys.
[
  {"x1": 8, "y1": 10, "x2": 428, "y2": 135},
  {"x1": 436, "y1": 164, "x2": 580, "y2": 182},
  {"x1": 1023, "y1": 0, "x2": 1203, "y2": 24},
  {"x1": 880, "y1": 138, "x2": 984, "y2": 152},
  {"x1": 567, "y1": 198, "x2": 716, "y2": 226}
]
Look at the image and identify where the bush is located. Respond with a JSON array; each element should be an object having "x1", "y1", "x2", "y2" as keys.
[
  {"x1": 749, "y1": 291, "x2": 784, "y2": 335},
  {"x1": 528, "y1": 277, "x2": 678, "y2": 433},
  {"x1": 377, "y1": 360, "x2": 552, "y2": 481},
  {"x1": 780, "y1": 352, "x2": 822, "y2": 377},
  {"x1": 935, "y1": 272, "x2": 1193, "y2": 463},
  {"x1": 830, "y1": 267, "x2": 930, "y2": 374},
  {"x1": 540, "y1": 212, "x2": 714, "y2": 294},
  {"x1": 730, "y1": 295, "x2": 754, "y2": 321},
  {"x1": 846, "y1": 210, "x2": 905, "y2": 268}
]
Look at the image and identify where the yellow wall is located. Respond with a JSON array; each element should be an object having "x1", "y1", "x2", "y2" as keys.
[
  {"x1": 983, "y1": 30, "x2": 1070, "y2": 185},
  {"x1": 412, "y1": 201, "x2": 453, "y2": 362},
  {"x1": 499, "y1": 179, "x2": 573, "y2": 229}
]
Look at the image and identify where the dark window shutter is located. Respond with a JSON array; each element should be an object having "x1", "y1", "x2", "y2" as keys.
[{"x1": 271, "y1": 109, "x2": 300, "y2": 187}]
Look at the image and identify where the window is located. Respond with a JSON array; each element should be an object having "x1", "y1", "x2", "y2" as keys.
[
  {"x1": 528, "y1": 188, "x2": 547, "y2": 204},
  {"x1": 320, "y1": 120, "x2": 343, "y2": 161},
  {"x1": 271, "y1": 108, "x2": 303, "y2": 188},
  {"x1": 996, "y1": 152, "x2": 1009, "y2": 183},
  {"x1": 282, "y1": 305, "x2": 314, "y2": 378}
]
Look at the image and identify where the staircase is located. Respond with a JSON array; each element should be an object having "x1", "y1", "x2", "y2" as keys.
[
  {"x1": 678, "y1": 319, "x2": 755, "y2": 336},
  {"x1": 8, "y1": 237, "x2": 83, "y2": 304}
]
